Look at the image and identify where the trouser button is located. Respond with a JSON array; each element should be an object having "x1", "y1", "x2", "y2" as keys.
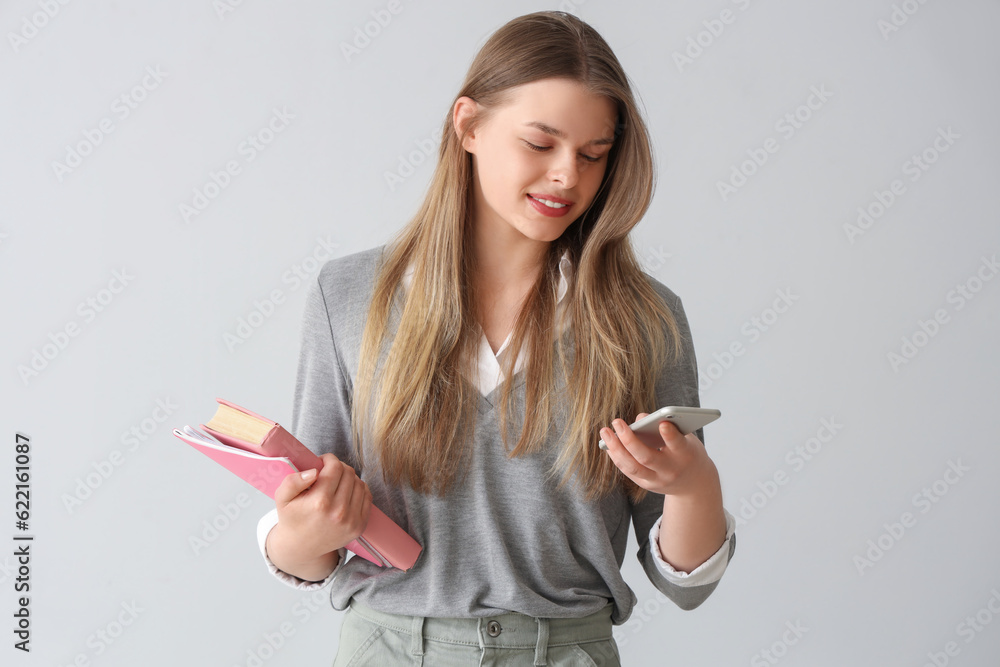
[{"x1": 486, "y1": 620, "x2": 502, "y2": 637}]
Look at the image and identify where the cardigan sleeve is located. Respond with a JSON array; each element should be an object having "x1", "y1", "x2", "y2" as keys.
[
  {"x1": 257, "y1": 507, "x2": 347, "y2": 590},
  {"x1": 629, "y1": 288, "x2": 737, "y2": 610}
]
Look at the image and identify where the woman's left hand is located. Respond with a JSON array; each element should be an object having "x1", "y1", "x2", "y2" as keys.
[{"x1": 601, "y1": 413, "x2": 719, "y2": 497}]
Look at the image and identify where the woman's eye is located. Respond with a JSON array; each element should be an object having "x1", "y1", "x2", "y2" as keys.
[{"x1": 523, "y1": 141, "x2": 601, "y2": 163}]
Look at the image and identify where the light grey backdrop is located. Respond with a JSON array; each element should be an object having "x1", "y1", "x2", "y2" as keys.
[{"x1": 3, "y1": 1, "x2": 999, "y2": 665}]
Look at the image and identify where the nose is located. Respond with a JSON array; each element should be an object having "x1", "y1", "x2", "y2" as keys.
[{"x1": 547, "y1": 149, "x2": 581, "y2": 189}]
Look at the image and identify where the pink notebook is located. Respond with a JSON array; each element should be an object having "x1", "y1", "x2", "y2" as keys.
[{"x1": 173, "y1": 398, "x2": 421, "y2": 571}]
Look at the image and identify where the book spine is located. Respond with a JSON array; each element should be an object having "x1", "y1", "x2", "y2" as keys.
[
  {"x1": 259, "y1": 425, "x2": 325, "y2": 473},
  {"x1": 360, "y1": 507, "x2": 422, "y2": 571}
]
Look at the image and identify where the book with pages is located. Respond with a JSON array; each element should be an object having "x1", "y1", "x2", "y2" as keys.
[{"x1": 173, "y1": 397, "x2": 421, "y2": 571}]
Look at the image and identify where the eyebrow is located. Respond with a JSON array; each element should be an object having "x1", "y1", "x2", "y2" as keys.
[{"x1": 522, "y1": 121, "x2": 614, "y2": 146}]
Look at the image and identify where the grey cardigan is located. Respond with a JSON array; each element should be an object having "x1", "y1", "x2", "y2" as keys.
[{"x1": 258, "y1": 245, "x2": 736, "y2": 624}]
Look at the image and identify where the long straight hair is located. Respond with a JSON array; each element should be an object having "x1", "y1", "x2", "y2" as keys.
[{"x1": 351, "y1": 11, "x2": 681, "y2": 502}]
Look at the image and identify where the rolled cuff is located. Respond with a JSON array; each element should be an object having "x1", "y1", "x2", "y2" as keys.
[
  {"x1": 648, "y1": 507, "x2": 736, "y2": 587},
  {"x1": 256, "y1": 507, "x2": 345, "y2": 590}
]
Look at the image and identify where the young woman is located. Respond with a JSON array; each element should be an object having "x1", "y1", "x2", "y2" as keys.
[{"x1": 257, "y1": 10, "x2": 736, "y2": 666}]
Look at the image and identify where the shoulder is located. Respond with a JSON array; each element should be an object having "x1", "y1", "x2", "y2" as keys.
[
  {"x1": 316, "y1": 244, "x2": 386, "y2": 291},
  {"x1": 307, "y1": 245, "x2": 388, "y2": 338},
  {"x1": 314, "y1": 244, "x2": 387, "y2": 305},
  {"x1": 639, "y1": 272, "x2": 696, "y2": 357},
  {"x1": 640, "y1": 271, "x2": 685, "y2": 316}
]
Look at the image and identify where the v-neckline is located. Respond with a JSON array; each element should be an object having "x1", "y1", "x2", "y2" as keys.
[{"x1": 477, "y1": 367, "x2": 527, "y2": 410}]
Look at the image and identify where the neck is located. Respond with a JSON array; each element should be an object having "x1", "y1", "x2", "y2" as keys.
[{"x1": 470, "y1": 218, "x2": 548, "y2": 296}]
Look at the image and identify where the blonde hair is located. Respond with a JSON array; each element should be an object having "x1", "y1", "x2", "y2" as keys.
[{"x1": 351, "y1": 10, "x2": 681, "y2": 502}]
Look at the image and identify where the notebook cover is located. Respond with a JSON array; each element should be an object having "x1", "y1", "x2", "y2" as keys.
[
  {"x1": 180, "y1": 398, "x2": 423, "y2": 571},
  {"x1": 174, "y1": 425, "x2": 386, "y2": 567},
  {"x1": 172, "y1": 427, "x2": 296, "y2": 497}
]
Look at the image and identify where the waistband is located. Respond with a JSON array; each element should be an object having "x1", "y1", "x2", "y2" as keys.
[{"x1": 348, "y1": 598, "x2": 613, "y2": 664}]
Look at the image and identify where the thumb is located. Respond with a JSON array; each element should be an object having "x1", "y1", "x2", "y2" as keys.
[{"x1": 274, "y1": 468, "x2": 318, "y2": 506}]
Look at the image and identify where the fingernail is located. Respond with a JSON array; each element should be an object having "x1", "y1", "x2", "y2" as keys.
[{"x1": 300, "y1": 469, "x2": 317, "y2": 481}]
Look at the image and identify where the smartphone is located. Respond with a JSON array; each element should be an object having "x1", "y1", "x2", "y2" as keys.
[{"x1": 597, "y1": 406, "x2": 721, "y2": 450}]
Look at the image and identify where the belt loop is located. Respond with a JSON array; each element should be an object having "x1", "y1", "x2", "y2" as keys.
[
  {"x1": 534, "y1": 617, "x2": 549, "y2": 666},
  {"x1": 409, "y1": 614, "x2": 424, "y2": 659}
]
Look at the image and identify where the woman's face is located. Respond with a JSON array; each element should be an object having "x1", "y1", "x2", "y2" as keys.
[{"x1": 456, "y1": 78, "x2": 618, "y2": 245}]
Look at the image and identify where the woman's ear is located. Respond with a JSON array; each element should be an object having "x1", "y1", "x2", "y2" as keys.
[{"x1": 452, "y1": 96, "x2": 479, "y2": 153}]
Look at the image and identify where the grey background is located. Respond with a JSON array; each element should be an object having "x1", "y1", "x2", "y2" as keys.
[{"x1": 2, "y1": 0, "x2": 999, "y2": 665}]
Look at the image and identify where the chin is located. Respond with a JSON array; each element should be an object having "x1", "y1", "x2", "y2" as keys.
[{"x1": 521, "y1": 225, "x2": 570, "y2": 244}]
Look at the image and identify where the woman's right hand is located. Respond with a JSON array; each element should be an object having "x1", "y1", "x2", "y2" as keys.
[{"x1": 270, "y1": 452, "x2": 373, "y2": 565}]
